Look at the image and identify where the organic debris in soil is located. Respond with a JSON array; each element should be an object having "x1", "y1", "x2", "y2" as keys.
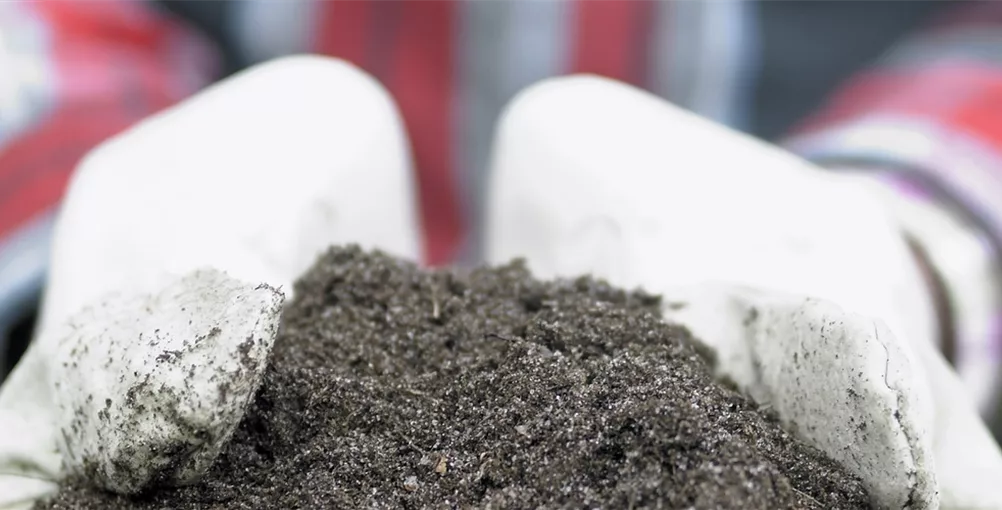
[{"x1": 40, "y1": 246, "x2": 870, "y2": 509}]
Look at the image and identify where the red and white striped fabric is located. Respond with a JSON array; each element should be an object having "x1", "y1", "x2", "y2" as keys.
[
  {"x1": 232, "y1": 0, "x2": 754, "y2": 265},
  {"x1": 0, "y1": 0, "x2": 217, "y2": 349},
  {"x1": 0, "y1": 0, "x2": 756, "y2": 272},
  {"x1": 0, "y1": 1, "x2": 216, "y2": 244}
]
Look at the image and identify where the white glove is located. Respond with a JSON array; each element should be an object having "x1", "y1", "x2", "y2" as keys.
[
  {"x1": 5, "y1": 60, "x2": 1001, "y2": 510},
  {"x1": 0, "y1": 55, "x2": 420, "y2": 509},
  {"x1": 486, "y1": 75, "x2": 1002, "y2": 509}
]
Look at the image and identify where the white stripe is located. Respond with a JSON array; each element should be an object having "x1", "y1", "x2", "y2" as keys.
[
  {"x1": 0, "y1": 2, "x2": 57, "y2": 147},
  {"x1": 231, "y1": 0, "x2": 317, "y2": 65}
]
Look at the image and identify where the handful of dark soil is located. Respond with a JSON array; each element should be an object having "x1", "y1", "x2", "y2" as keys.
[{"x1": 40, "y1": 247, "x2": 870, "y2": 509}]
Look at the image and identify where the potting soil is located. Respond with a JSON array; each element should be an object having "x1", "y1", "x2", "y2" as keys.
[{"x1": 39, "y1": 246, "x2": 870, "y2": 509}]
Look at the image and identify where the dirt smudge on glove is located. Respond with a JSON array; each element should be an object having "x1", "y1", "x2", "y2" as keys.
[{"x1": 39, "y1": 246, "x2": 870, "y2": 509}]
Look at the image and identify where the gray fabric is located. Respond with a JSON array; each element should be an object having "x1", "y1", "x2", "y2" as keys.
[
  {"x1": 230, "y1": 0, "x2": 316, "y2": 66},
  {"x1": 752, "y1": 0, "x2": 949, "y2": 140},
  {"x1": 655, "y1": 0, "x2": 756, "y2": 131},
  {"x1": 154, "y1": 0, "x2": 243, "y2": 76},
  {"x1": 653, "y1": 0, "x2": 698, "y2": 109},
  {"x1": 456, "y1": 0, "x2": 569, "y2": 266},
  {"x1": 879, "y1": 27, "x2": 1002, "y2": 69}
]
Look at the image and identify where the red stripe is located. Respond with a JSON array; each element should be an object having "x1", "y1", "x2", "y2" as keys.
[
  {"x1": 0, "y1": 1, "x2": 212, "y2": 240},
  {"x1": 0, "y1": 172, "x2": 72, "y2": 240},
  {"x1": 313, "y1": 0, "x2": 371, "y2": 68},
  {"x1": 384, "y1": 0, "x2": 462, "y2": 266},
  {"x1": 949, "y1": 73, "x2": 1002, "y2": 151},
  {"x1": 0, "y1": 103, "x2": 137, "y2": 240},
  {"x1": 794, "y1": 63, "x2": 1002, "y2": 151},
  {"x1": 570, "y1": 0, "x2": 652, "y2": 86}
]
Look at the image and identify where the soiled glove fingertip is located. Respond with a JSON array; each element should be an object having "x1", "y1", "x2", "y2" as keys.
[
  {"x1": 750, "y1": 298, "x2": 938, "y2": 510},
  {"x1": 52, "y1": 269, "x2": 284, "y2": 494}
]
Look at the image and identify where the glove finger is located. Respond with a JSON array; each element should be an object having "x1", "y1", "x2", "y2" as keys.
[
  {"x1": 0, "y1": 55, "x2": 419, "y2": 507},
  {"x1": 51, "y1": 269, "x2": 283, "y2": 495}
]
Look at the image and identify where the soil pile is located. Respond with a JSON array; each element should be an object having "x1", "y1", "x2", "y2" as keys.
[{"x1": 39, "y1": 246, "x2": 870, "y2": 509}]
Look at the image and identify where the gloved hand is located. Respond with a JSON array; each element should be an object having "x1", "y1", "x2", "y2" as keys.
[
  {"x1": 4, "y1": 58, "x2": 1001, "y2": 510},
  {"x1": 486, "y1": 75, "x2": 1002, "y2": 509},
  {"x1": 0, "y1": 55, "x2": 420, "y2": 509}
]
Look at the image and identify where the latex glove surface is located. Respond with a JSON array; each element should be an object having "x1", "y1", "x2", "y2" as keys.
[
  {"x1": 486, "y1": 76, "x2": 1002, "y2": 510},
  {"x1": 0, "y1": 55, "x2": 419, "y2": 509}
]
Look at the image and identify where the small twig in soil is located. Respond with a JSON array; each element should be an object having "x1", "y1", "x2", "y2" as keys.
[
  {"x1": 484, "y1": 332, "x2": 517, "y2": 342},
  {"x1": 402, "y1": 386, "x2": 428, "y2": 397},
  {"x1": 793, "y1": 488, "x2": 822, "y2": 508},
  {"x1": 333, "y1": 405, "x2": 367, "y2": 435},
  {"x1": 401, "y1": 386, "x2": 442, "y2": 403},
  {"x1": 434, "y1": 455, "x2": 448, "y2": 475},
  {"x1": 398, "y1": 433, "x2": 428, "y2": 455}
]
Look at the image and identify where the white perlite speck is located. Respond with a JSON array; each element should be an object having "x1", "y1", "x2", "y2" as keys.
[{"x1": 50, "y1": 269, "x2": 284, "y2": 495}]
